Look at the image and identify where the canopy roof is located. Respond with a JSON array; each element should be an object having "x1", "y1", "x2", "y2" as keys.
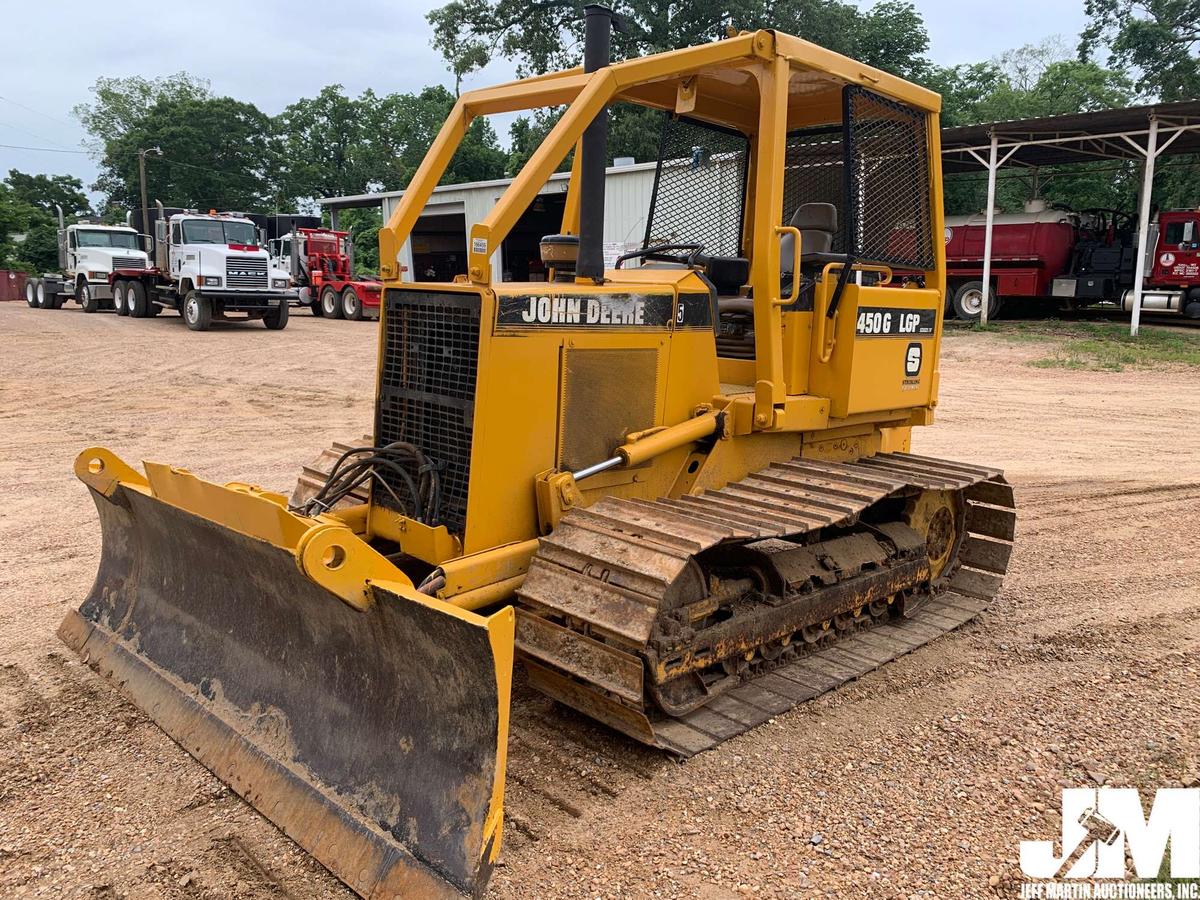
[{"x1": 942, "y1": 100, "x2": 1200, "y2": 173}]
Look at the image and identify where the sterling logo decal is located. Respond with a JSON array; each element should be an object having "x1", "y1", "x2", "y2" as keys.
[{"x1": 497, "y1": 293, "x2": 675, "y2": 328}]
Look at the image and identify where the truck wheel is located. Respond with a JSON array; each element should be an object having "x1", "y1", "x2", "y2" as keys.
[
  {"x1": 183, "y1": 291, "x2": 212, "y2": 331},
  {"x1": 263, "y1": 301, "x2": 290, "y2": 330},
  {"x1": 35, "y1": 281, "x2": 47, "y2": 309},
  {"x1": 952, "y1": 281, "x2": 1002, "y2": 321},
  {"x1": 25, "y1": 279, "x2": 38, "y2": 307},
  {"x1": 128, "y1": 281, "x2": 149, "y2": 318},
  {"x1": 342, "y1": 287, "x2": 364, "y2": 320},
  {"x1": 113, "y1": 281, "x2": 129, "y2": 316},
  {"x1": 79, "y1": 280, "x2": 99, "y2": 313},
  {"x1": 1186, "y1": 301, "x2": 1200, "y2": 319},
  {"x1": 320, "y1": 286, "x2": 342, "y2": 319}
]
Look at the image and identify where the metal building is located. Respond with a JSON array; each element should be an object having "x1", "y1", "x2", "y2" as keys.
[{"x1": 320, "y1": 160, "x2": 657, "y2": 283}]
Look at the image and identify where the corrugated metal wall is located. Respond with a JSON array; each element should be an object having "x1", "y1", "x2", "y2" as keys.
[{"x1": 381, "y1": 164, "x2": 657, "y2": 259}]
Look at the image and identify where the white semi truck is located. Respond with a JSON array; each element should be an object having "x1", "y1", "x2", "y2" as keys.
[
  {"x1": 117, "y1": 202, "x2": 297, "y2": 330},
  {"x1": 25, "y1": 206, "x2": 152, "y2": 311},
  {"x1": 29, "y1": 203, "x2": 298, "y2": 331}
]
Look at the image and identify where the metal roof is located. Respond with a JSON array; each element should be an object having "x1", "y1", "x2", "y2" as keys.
[{"x1": 942, "y1": 99, "x2": 1200, "y2": 173}]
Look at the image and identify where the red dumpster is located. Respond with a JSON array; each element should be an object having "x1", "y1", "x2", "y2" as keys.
[{"x1": 0, "y1": 270, "x2": 28, "y2": 301}]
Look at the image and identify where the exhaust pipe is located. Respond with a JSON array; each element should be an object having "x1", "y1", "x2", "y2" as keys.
[
  {"x1": 576, "y1": 4, "x2": 620, "y2": 281},
  {"x1": 55, "y1": 203, "x2": 64, "y2": 230}
]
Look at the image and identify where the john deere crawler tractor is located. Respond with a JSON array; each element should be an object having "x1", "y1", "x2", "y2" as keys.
[{"x1": 61, "y1": 9, "x2": 1016, "y2": 898}]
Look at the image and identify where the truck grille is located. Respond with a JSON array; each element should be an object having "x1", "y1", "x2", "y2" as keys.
[
  {"x1": 375, "y1": 290, "x2": 480, "y2": 535},
  {"x1": 225, "y1": 256, "x2": 268, "y2": 289},
  {"x1": 111, "y1": 256, "x2": 145, "y2": 270}
]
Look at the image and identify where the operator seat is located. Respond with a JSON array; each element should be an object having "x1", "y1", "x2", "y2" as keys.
[
  {"x1": 780, "y1": 202, "x2": 844, "y2": 270},
  {"x1": 716, "y1": 202, "x2": 846, "y2": 360}
]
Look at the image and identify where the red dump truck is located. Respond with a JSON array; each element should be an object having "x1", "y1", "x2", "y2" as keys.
[{"x1": 943, "y1": 199, "x2": 1200, "y2": 320}]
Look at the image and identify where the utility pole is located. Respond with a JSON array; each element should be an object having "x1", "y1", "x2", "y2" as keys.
[{"x1": 137, "y1": 147, "x2": 162, "y2": 234}]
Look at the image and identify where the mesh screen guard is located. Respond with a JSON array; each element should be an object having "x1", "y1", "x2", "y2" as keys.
[
  {"x1": 644, "y1": 86, "x2": 935, "y2": 272},
  {"x1": 644, "y1": 117, "x2": 750, "y2": 257},
  {"x1": 843, "y1": 86, "x2": 936, "y2": 270}
]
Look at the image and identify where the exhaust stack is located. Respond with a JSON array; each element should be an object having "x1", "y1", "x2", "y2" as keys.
[{"x1": 576, "y1": 4, "x2": 619, "y2": 281}]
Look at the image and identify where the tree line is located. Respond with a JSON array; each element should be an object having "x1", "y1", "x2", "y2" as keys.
[{"x1": 3, "y1": 0, "x2": 1197, "y2": 274}]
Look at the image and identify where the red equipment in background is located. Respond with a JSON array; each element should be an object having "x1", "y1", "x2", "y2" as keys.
[
  {"x1": 0, "y1": 269, "x2": 28, "y2": 302},
  {"x1": 943, "y1": 199, "x2": 1200, "y2": 320},
  {"x1": 277, "y1": 227, "x2": 382, "y2": 320}
]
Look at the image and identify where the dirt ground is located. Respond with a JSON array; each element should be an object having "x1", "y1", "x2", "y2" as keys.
[{"x1": 1, "y1": 302, "x2": 1197, "y2": 899}]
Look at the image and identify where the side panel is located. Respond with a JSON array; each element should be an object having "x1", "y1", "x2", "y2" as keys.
[{"x1": 809, "y1": 284, "x2": 941, "y2": 418}]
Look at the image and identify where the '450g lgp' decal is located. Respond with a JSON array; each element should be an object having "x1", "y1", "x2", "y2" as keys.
[{"x1": 855, "y1": 306, "x2": 936, "y2": 337}]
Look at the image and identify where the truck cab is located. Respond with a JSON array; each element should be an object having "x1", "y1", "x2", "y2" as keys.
[
  {"x1": 268, "y1": 226, "x2": 381, "y2": 319},
  {"x1": 151, "y1": 210, "x2": 298, "y2": 328},
  {"x1": 1118, "y1": 209, "x2": 1200, "y2": 319},
  {"x1": 32, "y1": 219, "x2": 153, "y2": 312},
  {"x1": 1151, "y1": 211, "x2": 1200, "y2": 286}
]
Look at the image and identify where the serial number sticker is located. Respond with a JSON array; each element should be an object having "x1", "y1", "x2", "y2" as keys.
[
  {"x1": 471, "y1": 237, "x2": 488, "y2": 255},
  {"x1": 855, "y1": 306, "x2": 936, "y2": 338}
]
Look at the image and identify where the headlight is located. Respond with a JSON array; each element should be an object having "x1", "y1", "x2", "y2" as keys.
[
  {"x1": 272, "y1": 278, "x2": 289, "y2": 289},
  {"x1": 89, "y1": 271, "x2": 107, "y2": 280},
  {"x1": 200, "y1": 275, "x2": 222, "y2": 287}
]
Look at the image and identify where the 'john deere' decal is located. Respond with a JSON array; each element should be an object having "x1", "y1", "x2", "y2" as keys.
[
  {"x1": 498, "y1": 293, "x2": 675, "y2": 328},
  {"x1": 855, "y1": 306, "x2": 936, "y2": 338}
]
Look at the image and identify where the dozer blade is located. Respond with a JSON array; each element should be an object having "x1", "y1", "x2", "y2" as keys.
[{"x1": 58, "y1": 448, "x2": 512, "y2": 900}]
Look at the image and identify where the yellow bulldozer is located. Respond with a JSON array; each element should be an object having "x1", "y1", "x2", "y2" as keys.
[{"x1": 60, "y1": 9, "x2": 1016, "y2": 898}]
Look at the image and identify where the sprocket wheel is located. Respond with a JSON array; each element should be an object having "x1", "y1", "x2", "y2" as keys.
[{"x1": 902, "y1": 489, "x2": 964, "y2": 580}]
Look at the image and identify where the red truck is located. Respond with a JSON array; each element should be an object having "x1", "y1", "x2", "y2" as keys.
[
  {"x1": 943, "y1": 199, "x2": 1200, "y2": 320},
  {"x1": 269, "y1": 227, "x2": 382, "y2": 320}
]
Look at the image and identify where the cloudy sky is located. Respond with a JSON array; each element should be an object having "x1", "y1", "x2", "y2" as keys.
[{"x1": 0, "y1": 0, "x2": 1088, "y2": 199}]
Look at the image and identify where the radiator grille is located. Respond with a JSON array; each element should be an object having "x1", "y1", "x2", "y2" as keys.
[
  {"x1": 111, "y1": 255, "x2": 145, "y2": 270},
  {"x1": 375, "y1": 290, "x2": 480, "y2": 535},
  {"x1": 225, "y1": 256, "x2": 268, "y2": 289}
]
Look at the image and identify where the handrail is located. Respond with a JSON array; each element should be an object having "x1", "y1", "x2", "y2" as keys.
[
  {"x1": 814, "y1": 262, "x2": 895, "y2": 363},
  {"x1": 773, "y1": 225, "x2": 802, "y2": 306}
]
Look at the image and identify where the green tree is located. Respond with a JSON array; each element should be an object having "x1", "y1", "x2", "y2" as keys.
[
  {"x1": 73, "y1": 73, "x2": 212, "y2": 151},
  {"x1": 1080, "y1": 0, "x2": 1200, "y2": 100},
  {"x1": 92, "y1": 95, "x2": 279, "y2": 212},
  {"x1": 75, "y1": 74, "x2": 279, "y2": 213},
  {"x1": 364, "y1": 85, "x2": 506, "y2": 188},
  {"x1": 333, "y1": 206, "x2": 383, "y2": 275},
  {"x1": 0, "y1": 172, "x2": 82, "y2": 272},
  {"x1": 428, "y1": 0, "x2": 931, "y2": 169},
  {"x1": 929, "y1": 42, "x2": 1139, "y2": 215},
  {"x1": 6, "y1": 171, "x2": 91, "y2": 220},
  {"x1": 428, "y1": 0, "x2": 929, "y2": 82},
  {"x1": 0, "y1": 183, "x2": 36, "y2": 270},
  {"x1": 275, "y1": 85, "x2": 377, "y2": 202}
]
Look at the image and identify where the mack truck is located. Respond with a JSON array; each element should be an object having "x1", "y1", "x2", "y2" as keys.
[
  {"x1": 24, "y1": 206, "x2": 152, "y2": 311},
  {"x1": 268, "y1": 226, "x2": 382, "y2": 320},
  {"x1": 113, "y1": 202, "x2": 297, "y2": 330},
  {"x1": 944, "y1": 199, "x2": 1200, "y2": 320}
]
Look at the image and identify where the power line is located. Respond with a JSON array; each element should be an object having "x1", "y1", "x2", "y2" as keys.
[
  {"x1": 0, "y1": 94, "x2": 78, "y2": 131},
  {"x1": 0, "y1": 142, "x2": 89, "y2": 154},
  {"x1": 0, "y1": 118, "x2": 79, "y2": 151}
]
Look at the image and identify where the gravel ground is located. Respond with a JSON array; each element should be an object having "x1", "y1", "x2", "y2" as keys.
[{"x1": 1, "y1": 302, "x2": 1197, "y2": 899}]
